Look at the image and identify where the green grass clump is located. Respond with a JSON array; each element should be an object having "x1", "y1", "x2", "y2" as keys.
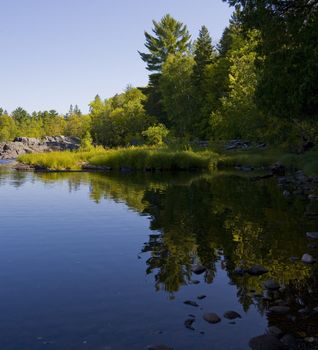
[
  {"x1": 89, "y1": 148, "x2": 214, "y2": 171},
  {"x1": 18, "y1": 147, "x2": 217, "y2": 172}
]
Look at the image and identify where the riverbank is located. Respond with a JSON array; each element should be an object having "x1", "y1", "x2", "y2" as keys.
[
  {"x1": 17, "y1": 147, "x2": 217, "y2": 172},
  {"x1": 15, "y1": 144, "x2": 318, "y2": 176}
]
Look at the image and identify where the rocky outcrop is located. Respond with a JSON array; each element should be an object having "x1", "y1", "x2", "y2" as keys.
[{"x1": 0, "y1": 136, "x2": 80, "y2": 159}]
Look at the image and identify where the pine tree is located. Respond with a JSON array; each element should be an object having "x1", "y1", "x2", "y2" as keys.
[
  {"x1": 192, "y1": 26, "x2": 215, "y2": 87},
  {"x1": 139, "y1": 14, "x2": 191, "y2": 76},
  {"x1": 139, "y1": 14, "x2": 191, "y2": 124},
  {"x1": 191, "y1": 26, "x2": 216, "y2": 138}
]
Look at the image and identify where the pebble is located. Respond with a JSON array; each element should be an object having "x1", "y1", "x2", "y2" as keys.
[
  {"x1": 263, "y1": 279, "x2": 280, "y2": 291},
  {"x1": 223, "y1": 311, "x2": 241, "y2": 320},
  {"x1": 247, "y1": 265, "x2": 268, "y2": 276},
  {"x1": 306, "y1": 232, "x2": 318, "y2": 239},
  {"x1": 301, "y1": 253, "x2": 316, "y2": 264},
  {"x1": 184, "y1": 300, "x2": 199, "y2": 307},
  {"x1": 197, "y1": 295, "x2": 206, "y2": 300},
  {"x1": 203, "y1": 313, "x2": 221, "y2": 324},
  {"x1": 184, "y1": 318, "x2": 195, "y2": 330},
  {"x1": 192, "y1": 265, "x2": 206, "y2": 275},
  {"x1": 268, "y1": 306, "x2": 290, "y2": 315}
]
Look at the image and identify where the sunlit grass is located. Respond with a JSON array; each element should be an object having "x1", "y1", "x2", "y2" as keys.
[{"x1": 18, "y1": 146, "x2": 218, "y2": 171}]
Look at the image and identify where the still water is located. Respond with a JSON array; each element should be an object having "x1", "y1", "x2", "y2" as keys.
[{"x1": 0, "y1": 167, "x2": 317, "y2": 349}]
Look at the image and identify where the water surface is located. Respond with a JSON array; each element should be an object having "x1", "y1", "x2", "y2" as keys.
[{"x1": 0, "y1": 169, "x2": 317, "y2": 349}]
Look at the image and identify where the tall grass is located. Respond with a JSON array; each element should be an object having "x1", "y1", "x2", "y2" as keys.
[{"x1": 18, "y1": 147, "x2": 218, "y2": 171}]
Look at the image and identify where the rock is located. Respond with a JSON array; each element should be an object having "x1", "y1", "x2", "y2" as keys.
[
  {"x1": 148, "y1": 345, "x2": 174, "y2": 350},
  {"x1": 268, "y1": 306, "x2": 290, "y2": 315},
  {"x1": 184, "y1": 300, "x2": 199, "y2": 307},
  {"x1": 266, "y1": 326, "x2": 284, "y2": 338},
  {"x1": 280, "y1": 334, "x2": 297, "y2": 349},
  {"x1": 306, "y1": 232, "x2": 318, "y2": 239},
  {"x1": 234, "y1": 267, "x2": 246, "y2": 276},
  {"x1": 190, "y1": 280, "x2": 200, "y2": 285},
  {"x1": 249, "y1": 335, "x2": 286, "y2": 350},
  {"x1": 264, "y1": 280, "x2": 280, "y2": 291},
  {"x1": 224, "y1": 311, "x2": 241, "y2": 320},
  {"x1": 192, "y1": 265, "x2": 206, "y2": 275},
  {"x1": 271, "y1": 163, "x2": 286, "y2": 177},
  {"x1": 308, "y1": 194, "x2": 318, "y2": 201},
  {"x1": 184, "y1": 318, "x2": 195, "y2": 330},
  {"x1": 248, "y1": 265, "x2": 269, "y2": 276},
  {"x1": 197, "y1": 295, "x2": 206, "y2": 300},
  {"x1": 301, "y1": 253, "x2": 316, "y2": 264},
  {"x1": 0, "y1": 136, "x2": 80, "y2": 160},
  {"x1": 203, "y1": 313, "x2": 221, "y2": 324},
  {"x1": 289, "y1": 256, "x2": 298, "y2": 262},
  {"x1": 283, "y1": 190, "x2": 291, "y2": 197}
]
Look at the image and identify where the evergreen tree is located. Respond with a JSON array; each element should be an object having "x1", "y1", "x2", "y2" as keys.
[
  {"x1": 139, "y1": 14, "x2": 191, "y2": 123},
  {"x1": 191, "y1": 26, "x2": 216, "y2": 138}
]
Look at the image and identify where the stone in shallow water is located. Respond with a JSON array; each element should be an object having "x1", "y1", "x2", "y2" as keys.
[
  {"x1": 148, "y1": 345, "x2": 174, "y2": 350},
  {"x1": 203, "y1": 313, "x2": 221, "y2": 324},
  {"x1": 184, "y1": 318, "x2": 195, "y2": 330},
  {"x1": 192, "y1": 265, "x2": 206, "y2": 275},
  {"x1": 249, "y1": 335, "x2": 286, "y2": 350},
  {"x1": 223, "y1": 311, "x2": 242, "y2": 320},
  {"x1": 184, "y1": 300, "x2": 199, "y2": 307},
  {"x1": 264, "y1": 279, "x2": 280, "y2": 291},
  {"x1": 301, "y1": 253, "x2": 316, "y2": 264},
  {"x1": 306, "y1": 232, "x2": 318, "y2": 239},
  {"x1": 197, "y1": 295, "x2": 206, "y2": 300},
  {"x1": 268, "y1": 306, "x2": 290, "y2": 315},
  {"x1": 248, "y1": 265, "x2": 269, "y2": 276},
  {"x1": 266, "y1": 326, "x2": 284, "y2": 338}
]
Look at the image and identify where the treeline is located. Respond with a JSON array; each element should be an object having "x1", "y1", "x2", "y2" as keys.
[{"x1": 1, "y1": 0, "x2": 317, "y2": 147}]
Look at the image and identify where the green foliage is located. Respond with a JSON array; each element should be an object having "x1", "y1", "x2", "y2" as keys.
[
  {"x1": 211, "y1": 28, "x2": 265, "y2": 140},
  {"x1": 139, "y1": 14, "x2": 191, "y2": 74},
  {"x1": 224, "y1": 0, "x2": 318, "y2": 121},
  {"x1": 80, "y1": 131, "x2": 94, "y2": 151},
  {"x1": 142, "y1": 124, "x2": 169, "y2": 146},
  {"x1": 160, "y1": 54, "x2": 195, "y2": 136},
  {"x1": 139, "y1": 14, "x2": 191, "y2": 123},
  {"x1": 90, "y1": 87, "x2": 154, "y2": 147},
  {"x1": 0, "y1": 114, "x2": 17, "y2": 141},
  {"x1": 191, "y1": 25, "x2": 217, "y2": 138}
]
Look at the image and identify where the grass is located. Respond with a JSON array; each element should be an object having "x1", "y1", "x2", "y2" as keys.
[
  {"x1": 17, "y1": 144, "x2": 318, "y2": 175},
  {"x1": 18, "y1": 147, "x2": 218, "y2": 172}
]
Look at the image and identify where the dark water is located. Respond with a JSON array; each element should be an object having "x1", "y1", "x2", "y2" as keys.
[{"x1": 0, "y1": 168, "x2": 317, "y2": 350}]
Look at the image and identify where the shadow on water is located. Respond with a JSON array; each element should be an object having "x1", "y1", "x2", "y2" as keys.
[{"x1": 1, "y1": 167, "x2": 318, "y2": 347}]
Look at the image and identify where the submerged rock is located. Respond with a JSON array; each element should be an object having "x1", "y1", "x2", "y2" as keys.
[
  {"x1": 301, "y1": 253, "x2": 316, "y2": 264},
  {"x1": 249, "y1": 335, "x2": 286, "y2": 350},
  {"x1": 203, "y1": 313, "x2": 221, "y2": 324},
  {"x1": 197, "y1": 295, "x2": 206, "y2": 300},
  {"x1": 266, "y1": 326, "x2": 284, "y2": 338},
  {"x1": 264, "y1": 280, "x2": 280, "y2": 291},
  {"x1": 224, "y1": 311, "x2": 241, "y2": 320},
  {"x1": 184, "y1": 318, "x2": 195, "y2": 330},
  {"x1": 248, "y1": 265, "x2": 269, "y2": 276},
  {"x1": 192, "y1": 265, "x2": 206, "y2": 275},
  {"x1": 306, "y1": 232, "x2": 318, "y2": 239},
  {"x1": 184, "y1": 300, "x2": 199, "y2": 307}
]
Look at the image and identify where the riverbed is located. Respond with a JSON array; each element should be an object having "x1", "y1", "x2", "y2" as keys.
[{"x1": 0, "y1": 168, "x2": 317, "y2": 349}]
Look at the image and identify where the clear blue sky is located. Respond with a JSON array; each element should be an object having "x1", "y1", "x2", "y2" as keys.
[{"x1": 0, "y1": 0, "x2": 233, "y2": 114}]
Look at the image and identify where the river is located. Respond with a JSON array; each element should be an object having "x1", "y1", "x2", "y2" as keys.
[{"x1": 0, "y1": 168, "x2": 317, "y2": 349}]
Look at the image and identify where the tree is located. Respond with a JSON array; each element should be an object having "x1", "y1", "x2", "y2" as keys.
[
  {"x1": 160, "y1": 54, "x2": 195, "y2": 137},
  {"x1": 224, "y1": 0, "x2": 318, "y2": 121},
  {"x1": 139, "y1": 14, "x2": 191, "y2": 123},
  {"x1": 0, "y1": 114, "x2": 17, "y2": 141},
  {"x1": 142, "y1": 124, "x2": 169, "y2": 146},
  {"x1": 90, "y1": 87, "x2": 154, "y2": 146},
  {"x1": 191, "y1": 26, "x2": 217, "y2": 138},
  {"x1": 11, "y1": 107, "x2": 29, "y2": 125}
]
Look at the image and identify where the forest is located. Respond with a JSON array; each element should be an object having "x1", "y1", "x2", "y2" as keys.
[{"x1": 1, "y1": 0, "x2": 317, "y2": 151}]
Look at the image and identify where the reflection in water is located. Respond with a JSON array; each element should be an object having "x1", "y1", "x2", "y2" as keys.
[{"x1": 1, "y1": 168, "x2": 318, "y2": 347}]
